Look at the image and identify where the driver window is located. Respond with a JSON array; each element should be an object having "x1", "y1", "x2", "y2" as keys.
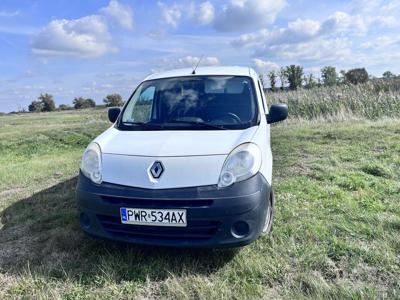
[{"x1": 131, "y1": 86, "x2": 155, "y2": 122}]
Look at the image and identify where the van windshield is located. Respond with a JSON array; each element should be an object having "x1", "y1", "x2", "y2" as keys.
[{"x1": 118, "y1": 75, "x2": 259, "y2": 130}]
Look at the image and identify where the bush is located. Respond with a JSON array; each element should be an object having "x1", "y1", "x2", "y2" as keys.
[
  {"x1": 382, "y1": 71, "x2": 396, "y2": 79},
  {"x1": 73, "y1": 97, "x2": 96, "y2": 109},
  {"x1": 345, "y1": 68, "x2": 369, "y2": 85},
  {"x1": 104, "y1": 93, "x2": 124, "y2": 107},
  {"x1": 28, "y1": 100, "x2": 44, "y2": 112},
  {"x1": 39, "y1": 94, "x2": 56, "y2": 112},
  {"x1": 58, "y1": 104, "x2": 73, "y2": 111},
  {"x1": 28, "y1": 94, "x2": 56, "y2": 112}
]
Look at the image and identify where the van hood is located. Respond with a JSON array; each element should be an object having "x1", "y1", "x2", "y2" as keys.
[{"x1": 95, "y1": 127, "x2": 258, "y2": 157}]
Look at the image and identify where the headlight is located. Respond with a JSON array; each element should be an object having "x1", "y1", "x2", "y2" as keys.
[
  {"x1": 80, "y1": 142, "x2": 102, "y2": 184},
  {"x1": 218, "y1": 143, "x2": 262, "y2": 188}
]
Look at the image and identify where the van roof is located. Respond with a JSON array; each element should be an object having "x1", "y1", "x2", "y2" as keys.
[{"x1": 144, "y1": 66, "x2": 255, "y2": 81}]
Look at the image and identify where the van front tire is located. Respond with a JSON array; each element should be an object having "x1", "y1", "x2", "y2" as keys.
[{"x1": 262, "y1": 189, "x2": 274, "y2": 235}]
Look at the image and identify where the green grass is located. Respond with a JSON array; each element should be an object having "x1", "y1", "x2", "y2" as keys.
[{"x1": 0, "y1": 109, "x2": 399, "y2": 299}]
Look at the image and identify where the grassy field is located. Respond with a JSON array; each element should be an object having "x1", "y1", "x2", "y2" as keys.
[
  {"x1": 268, "y1": 79, "x2": 400, "y2": 121},
  {"x1": 0, "y1": 109, "x2": 399, "y2": 299}
]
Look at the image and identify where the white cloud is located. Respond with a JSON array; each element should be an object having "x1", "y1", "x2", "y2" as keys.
[
  {"x1": 368, "y1": 15, "x2": 398, "y2": 28},
  {"x1": 32, "y1": 15, "x2": 115, "y2": 58},
  {"x1": 158, "y1": 2, "x2": 182, "y2": 28},
  {"x1": 157, "y1": 1, "x2": 215, "y2": 28},
  {"x1": 252, "y1": 59, "x2": 279, "y2": 73},
  {"x1": 180, "y1": 55, "x2": 219, "y2": 67},
  {"x1": 100, "y1": 0, "x2": 134, "y2": 30},
  {"x1": 155, "y1": 55, "x2": 220, "y2": 71},
  {"x1": 231, "y1": 29, "x2": 269, "y2": 48},
  {"x1": 288, "y1": 19, "x2": 321, "y2": 36},
  {"x1": 31, "y1": 1, "x2": 136, "y2": 58},
  {"x1": 272, "y1": 19, "x2": 321, "y2": 45},
  {"x1": 261, "y1": 38, "x2": 353, "y2": 64},
  {"x1": 231, "y1": 18, "x2": 321, "y2": 49},
  {"x1": 231, "y1": 3, "x2": 400, "y2": 58},
  {"x1": 198, "y1": 1, "x2": 215, "y2": 25},
  {"x1": 214, "y1": 0, "x2": 286, "y2": 32},
  {"x1": 382, "y1": 0, "x2": 400, "y2": 11},
  {"x1": 361, "y1": 35, "x2": 400, "y2": 49},
  {"x1": 349, "y1": 0, "x2": 384, "y2": 14},
  {"x1": 0, "y1": 10, "x2": 19, "y2": 17},
  {"x1": 376, "y1": 35, "x2": 400, "y2": 47},
  {"x1": 320, "y1": 11, "x2": 367, "y2": 35},
  {"x1": 228, "y1": 0, "x2": 400, "y2": 74},
  {"x1": 232, "y1": 11, "x2": 371, "y2": 58},
  {"x1": 348, "y1": 0, "x2": 400, "y2": 28}
]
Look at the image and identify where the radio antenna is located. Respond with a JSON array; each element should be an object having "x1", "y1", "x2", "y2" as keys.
[{"x1": 192, "y1": 55, "x2": 204, "y2": 74}]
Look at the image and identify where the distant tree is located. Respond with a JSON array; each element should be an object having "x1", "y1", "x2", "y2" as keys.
[
  {"x1": 85, "y1": 98, "x2": 96, "y2": 107},
  {"x1": 284, "y1": 65, "x2": 304, "y2": 90},
  {"x1": 73, "y1": 97, "x2": 85, "y2": 109},
  {"x1": 59, "y1": 104, "x2": 72, "y2": 110},
  {"x1": 382, "y1": 71, "x2": 396, "y2": 79},
  {"x1": 345, "y1": 68, "x2": 369, "y2": 85},
  {"x1": 103, "y1": 93, "x2": 124, "y2": 107},
  {"x1": 278, "y1": 67, "x2": 287, "y2": 90},
  {"x1": 28, "y1": 100, "x2": 44, "y2": 112},
  {"x1": 38, "y1": 93, "x2": 56, "y2": 112},
  {"x1": 268, "y1": 70, "x2": 277, "y2": 92},
  {"x1": 321, "y1": 66, "x2": 338, "y2": 86},
  {"x1": 303, "y1": 73, "x2": 317, "y2": 89},
  {"x1": 73, "y1": 97, "x2": 96, "y2": 109},
  {"x1": 28, "y1": 93, "x2": 55, "y2": 112}
]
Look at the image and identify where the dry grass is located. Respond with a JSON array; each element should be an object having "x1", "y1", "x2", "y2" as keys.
[{"x1": 268, "y1": 79, "x2": 400, "y2": 121}]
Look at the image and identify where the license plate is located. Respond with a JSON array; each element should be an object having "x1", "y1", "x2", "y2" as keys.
[{"x1": 120, "y1": 207, "x2": 187, "y2": 227}]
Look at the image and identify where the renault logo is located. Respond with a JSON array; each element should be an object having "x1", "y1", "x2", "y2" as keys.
[{"x1": 150, "y1": 161, "x2": 164, "y2": 179}]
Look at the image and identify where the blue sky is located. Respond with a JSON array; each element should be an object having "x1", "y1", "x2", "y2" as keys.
[{"x1": 0, "y1": 0, "x2": 399, "y2": 112}]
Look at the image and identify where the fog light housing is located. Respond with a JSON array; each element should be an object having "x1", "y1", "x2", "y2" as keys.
[{"x1": 231, "y1": 221, "x2": 250, "y2": 238}]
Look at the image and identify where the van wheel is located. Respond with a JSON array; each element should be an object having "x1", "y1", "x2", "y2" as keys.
[{"x1": 262, "y1": 189, "x2": 275, "y2": 235}]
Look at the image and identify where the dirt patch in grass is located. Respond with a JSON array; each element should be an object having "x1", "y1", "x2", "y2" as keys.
[{"x1": 361, "y1": 164, "x2": 392, "y2": 178}]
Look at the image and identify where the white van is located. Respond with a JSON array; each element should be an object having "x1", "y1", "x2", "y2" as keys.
[{"x1": 77, "y1": 66, "x2": 288, "y2": 247}]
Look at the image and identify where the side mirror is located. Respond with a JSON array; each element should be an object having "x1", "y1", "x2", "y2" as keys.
[
  {"x1": 108, "y1": 107, "x2": 121, "y2": 123},
  {"x1": 267, "y1": 103, "x2": 288, "y2": 124}
]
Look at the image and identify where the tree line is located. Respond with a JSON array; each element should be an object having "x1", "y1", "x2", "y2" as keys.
[
  {"x1": 22, "y1": 66, "x2": 400, "y2": 113},
  {"x1": 28, "y1": 93, "x2": 125, "y2": 113},
  {"x1": 260, "y1": 66, "x2": 399, "y2": 92}
]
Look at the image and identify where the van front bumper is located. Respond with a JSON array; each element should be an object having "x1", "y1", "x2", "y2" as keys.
[{"x1": 76, "y1": 172, "x2": 271, "y2": 248}]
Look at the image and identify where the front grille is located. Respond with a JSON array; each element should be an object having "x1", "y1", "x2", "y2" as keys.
[
  {"x1": 101, "y1": 195, "x2": 213, "y2": 208},
  {"x1": 97, "y1": 214, "x2": 221, "y2": 241}
]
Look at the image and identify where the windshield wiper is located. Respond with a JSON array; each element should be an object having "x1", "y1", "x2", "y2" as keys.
[
  {"x1": 168, "y1": 120, "x2": 227, "y2": 130},
  {"x1": 122, "y1": 122, "x2": 163, "y2": 129}
]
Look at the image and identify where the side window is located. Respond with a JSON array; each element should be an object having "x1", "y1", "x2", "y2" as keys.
[
  {"x1": 257, "y1": 80, "x2": 267, "y2": 112},
  {"x1": 134, "y1": 86, "x2": 155, "y2": 122},
  {"x1": 123, "y1": 86, "x2": 156, "y2": 123}
]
